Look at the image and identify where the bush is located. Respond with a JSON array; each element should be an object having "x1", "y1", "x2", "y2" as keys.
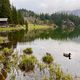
[
  {"x1": 42, "y1": 53, "x2": 53, "y2": 64},
  {"x1": 62, "y1": 74, "x2": 73, "y2": 80},
  {"x1": 23, "y1": 48, "x2": 33, "y2": 55},
  {"x1": 3, "y1": 48, "x2": 13, "y2": 57},
  {"x1": 19, "y1": 55, "x2": 37, "y2": 72},
  {"x1": 0, "y1": 54, "x2": 5, "y2": 62}
]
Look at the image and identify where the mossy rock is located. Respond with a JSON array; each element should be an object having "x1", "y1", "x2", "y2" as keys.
[
  {"x1": 42, "y1": 53, "x2": 54, "y2": 64},
  {"x1": 3, "y1": 48, "x2": 13, "y2": 57},
  {"x1": 19, "y1": 55, "x2": 37, "y2": 72},
  {"x1": 23, "y1": 48, "x2": 33, "y2": 55}
]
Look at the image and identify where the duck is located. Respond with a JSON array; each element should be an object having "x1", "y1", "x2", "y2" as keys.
[{"x1": 63, "y1": 53, "x2": 71, "y2": 59}]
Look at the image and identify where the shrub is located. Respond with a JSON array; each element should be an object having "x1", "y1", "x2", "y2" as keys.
[
  {"x1": 0, "y1": 54, "x2": 5, "y2": 62},
  {"x1": 62, "y1": 74, "x2": 73, "y2": 80},
  {"x1": 3, "y1": 48, "x2": 13, "y2": 57},
  {"x1": 42, "y1": 53, "x2": 53, "y2": 64},
  {"x1": 23, "y1": 48, "x2": 33, "y2": 55},
  {"x1": 55, "y1": 67, "x2": 63, "y2": 80},
  {"x1": 19, "y1": 55, "x2": 37, "y2": 72}
]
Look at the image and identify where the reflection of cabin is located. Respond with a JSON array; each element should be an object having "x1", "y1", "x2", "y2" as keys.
[{"x1": 0, "y1": 18, "x2": 8, "y2": 27}]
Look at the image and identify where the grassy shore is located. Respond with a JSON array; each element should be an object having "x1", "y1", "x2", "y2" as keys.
[
  {"x1": 0, "y1": 24, "x2": 51, "y2": 32},
  {"x1": 28, "y1": 24, "x2": 50, "y2": 31},
  {"x1": 0, "y1": 25, "x2": 26, "y2": 32}
]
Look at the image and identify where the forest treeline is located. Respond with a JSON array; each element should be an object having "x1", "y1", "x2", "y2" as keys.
[
  {"x1": 20, "y1": 9, "x2": 80, "y2": 28},
  {"x1": 0, "y1": 0, "x2": 80, "y2": 28},
  {"x1": 0, "y1": 0, "x2": 24, "y2": 25}
]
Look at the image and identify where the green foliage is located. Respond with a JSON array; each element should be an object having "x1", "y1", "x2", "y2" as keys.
[
  {"x1": 48, "y1": 64, "x2": 73, "y2": 80},
  {"x1": 42, "y1": 53, "x2": 54, "y2": 64},
  {"x1": 0, "y1": 46, "x2": 73, "y2": 80},
  {"x1": 62, "y1": 74, "x2": 73, "y2": 80},
  {"x1": 19, "y1": 55, "x2": 37, "y2": 72},
  {"x1": 51, "y1": 13, "x2": 80, "y2": 27},
  {"x1": 3, "y1": 48, "x2": 13, "y2": 57},
  {"x1": 37, "y1": 62, "x2": 46, "y2": 71},
  {"x1": 19, "y1": 8, "x2": 80, "y2": 28},
  {"x1": 23, "y1": 48, "x2": 33, "y2": 55},
  {"x1": 55, "y1": 66, "x2": 63, "y2": 80},
  {"x1": 0, "y1": 54, "x2": 5, "y2": 62},
  {"x1": 17, "y1": 10, "x2": 24, "y2": 25},
  {"x1": 0, "y1": 0, "x2": 25, "y2": 24},
  {"x1": 49, "y1": 64, "x2": 55, "y2": 80},
  {"x1": 11, "y1": 6, "x2": 18, "y2": 24},
  {"x1": 0, "y1": 0, "x2": 12, "y2": 22}
]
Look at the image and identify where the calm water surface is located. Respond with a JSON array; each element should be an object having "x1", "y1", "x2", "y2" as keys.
[
  {"x1": 1, "y1": 30, "x2": 80, "y2": 79},
  {"x1": 14, "y1": 37, "x2": 80, "y2": 77}
]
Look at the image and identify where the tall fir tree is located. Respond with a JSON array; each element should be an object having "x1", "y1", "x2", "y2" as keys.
[
  {"x1": 0, "y1": 0, "x2": 12, "y2": 22},
  {"x1": 11, "y1": 6, "x2": 18, "y2": 24},
  {"x1": 17, "y1": 10, "x2": 24, "y2": 25}
]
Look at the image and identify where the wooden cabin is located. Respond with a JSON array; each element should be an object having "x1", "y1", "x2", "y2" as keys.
[{"x1": 0, "y1": 18, "x2": 8, "y2": 27}]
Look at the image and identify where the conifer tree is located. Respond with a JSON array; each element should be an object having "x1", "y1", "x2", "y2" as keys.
[
  {"x1": 0, "y1": 0, "x2": 12, "y2": 22},
  {"x1": 11, "y1": 6, "x2": 18, "y2": 24}
]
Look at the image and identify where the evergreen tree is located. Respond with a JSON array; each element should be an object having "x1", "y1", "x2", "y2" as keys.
[
  {"x1": 0, "y1": 0, "x2": 3, "y2": 17},
  {"x1": 11, "y1": 6, "x2": 18, "y2": 24},
  {"x1": 0, "y1": 0, "x2": 12, "y2": 22},
  {"x1": 17, "y1": 10, "x2": 24, "y2": 25}
]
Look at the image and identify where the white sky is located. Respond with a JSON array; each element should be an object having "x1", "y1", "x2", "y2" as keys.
[{"x1": 10, "y1": 0, "x2": 80, "y2": 13}]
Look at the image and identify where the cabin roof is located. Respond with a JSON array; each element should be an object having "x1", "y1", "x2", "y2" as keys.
[{"x1": 0, "y1": 18, "x2": 8, "y2": 21}]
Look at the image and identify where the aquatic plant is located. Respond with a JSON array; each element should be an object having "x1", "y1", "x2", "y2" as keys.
[
  {"x1": 0, "y1": 46, "x2": 73, "y2": 80},
  {"x1": 0, "y1": 54, "x2": 5, "y2": 62},
  {"x1": 42, "y1": 53, "x2": 54, "y2": 64},
  {"x1": 3, "y1": 48, "x2": 13, "y2": 57},
  {"x1": 62, "y1": 74, "x2": 73, "y2": 80},
  {"x1": 19, "y1": 55, "x2": 37, "y2": 72},
  {"x1": 55, "y1": 66, "x2": 63, "y2": 80},
  {"x1": 23, "y1": 48, "x2": 33, "y2": 55},
  {"x1": 49, "y1": 64, "x2": 55, "y2": 80},
  {"x1": 37, "y1": 62, "x2": 46, "y2": 71}
]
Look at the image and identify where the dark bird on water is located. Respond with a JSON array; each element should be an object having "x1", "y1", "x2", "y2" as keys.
[{"x1": 63, "y1": 53, "x2": 71, "y2": 59}]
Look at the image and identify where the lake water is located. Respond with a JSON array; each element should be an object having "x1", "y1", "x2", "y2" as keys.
[
  {"x1": 14, "y1": 37, "x2": 80, "y2": 77},
  {"x1": 1, "y1": 30, "x2": 80, "y2": 79}
]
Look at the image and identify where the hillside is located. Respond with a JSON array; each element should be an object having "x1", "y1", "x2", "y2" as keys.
[{"x1": 19, "y1": 9, "x2": 80, "y2": 30}]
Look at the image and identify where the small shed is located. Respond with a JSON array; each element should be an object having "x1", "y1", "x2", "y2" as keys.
[{"x1": 0, "y1": 18, "x2": 8, "y2": 27}]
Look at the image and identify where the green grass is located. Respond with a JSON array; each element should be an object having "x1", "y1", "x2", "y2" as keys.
[
  {"x1": 28, "y1": 24, "x2": 50, "y2": 31},
  {"x1": 0, "y1": 24, "x2": 49, "y2": 31},
  {"x1": 0, "y1": 25, "x2": 26, "y2": 32}
]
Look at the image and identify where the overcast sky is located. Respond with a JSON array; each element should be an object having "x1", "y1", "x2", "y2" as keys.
[{"x1": 10, "y1": 0, "x2": 80, "y2": 13}]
